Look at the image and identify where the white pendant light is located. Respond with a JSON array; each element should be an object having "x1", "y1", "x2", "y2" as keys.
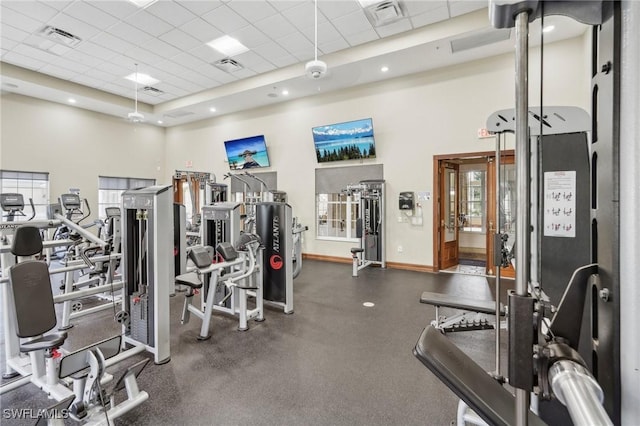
[
  {"x1": 305, "y1": 0, "x2": 327, "y2": 79},
  {"x1": 128, "y1": 63, "x2": 144, "y2": 123}
]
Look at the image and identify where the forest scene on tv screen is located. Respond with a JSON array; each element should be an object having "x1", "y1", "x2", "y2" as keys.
[
  {"x1": 312, "y1": 118, "x2": 376, "y2": 163},
  {"x1": 224, "y1": 135, "x2": 270, "y2": 170}
]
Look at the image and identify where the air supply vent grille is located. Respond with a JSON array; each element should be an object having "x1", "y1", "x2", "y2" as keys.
[
  {"x1": 213, "y1": 58, "x2": 244, "y2": 73},
  {"x1": 364, "y1": 0, "x2": 405, "y2": 27},
  {"x1": 39, "y1": 26, "x2": 82, "y2": 47},
  {"x1": 141, "y1": 86, "x2": 164, "y2": 96}
]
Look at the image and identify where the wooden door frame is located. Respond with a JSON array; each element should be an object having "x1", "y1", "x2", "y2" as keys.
[{"x1": 432, "y1": 150, "x2": 515, "y2": 272}]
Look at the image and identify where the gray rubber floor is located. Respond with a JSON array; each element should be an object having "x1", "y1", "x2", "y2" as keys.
[{"x1": 1, "y1": 260, "x2": 513, "y2": 425}]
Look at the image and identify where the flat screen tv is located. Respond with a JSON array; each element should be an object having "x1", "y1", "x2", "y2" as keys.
[
  {"x1": 312, "y1": 118, "x2": 376, "y2": 163},
  {"x1": 224, "y1": 135, "x2": 270, "y2": 170}
]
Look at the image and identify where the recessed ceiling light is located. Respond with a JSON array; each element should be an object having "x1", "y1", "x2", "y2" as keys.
[
  {"x1": 125, "y1": 72, "x2": 160, "y2": 86},
  {"x1": 207, "y1": 35, "x2": 249, "y2": 57},
  {"x1": 381, "y1": 66, "x2": 389, "y2": 72},
  {"x1": 68, "y1": 98, "x2": 76, "y2": 103},
  {"x1": 210, "y1": 107, "x2": 217, "y2": 113},
  {"x1": 127, "y1": 0, "x2": 157, "y2": 8},
  {"x1": 282, "y1": 89, "x2": 289, "y2": 96},
  {"x1": 542, "y1": 25, "x2": 555, "y2": 33},
  {"x1": 157, "y1": 120, "x2": 163, "y2": 124}
]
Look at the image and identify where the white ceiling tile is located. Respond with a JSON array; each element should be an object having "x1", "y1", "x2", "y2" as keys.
[
  {"x1": 252, "y1": 41, "x2": 289, "y2": 61},
  {"x1": 63, "y1": 49, "x2": 105, "y2": 68},
  {"x1": 174, "y1": 78, "x2": 206, "y2": 93},
  {"x1": 12, "y1": 43, "x2": 61, "y2": 63},
  {"x1": 84, "y1": 68, "x2": 119, "y2": 83},
  {"x1": 70, "y1": 74, "x2": 105, "y2": 88},
  {"x1": 1, "y1": 23, "x2": 31, "y2": 43},
  {"x1": 292, "y1": 50, "x2": 313, "y2": 62},
  {"x1": 75, "y1": 41, "x2": 119, "y2": 61},
  {"x1": 93, "y1": 61, "x2": 131, "y2": 78},
  {"x1": 317, "y1": 0, "x2": 361, "y2": 20},
  {"x1": 51, "y1": 56, "x2": 91, "y2": 74},
  {"x1": 36, "y1": 1, "x2": 73, "y2": 12},
  {"x1": 234, "y1": 50, "x2": 269, "y2": 68},
  {"x1": 180, "y1": 1, "x2": 225, "y2": 16},
  {"x1": 142, "y1": 36, "x2": 183, "y2": 59},
  {"x1": 179, "y1": 18, "x2": 224, "y2": 43},
  {"x1": 206, "y1": 67, "x2": 238, "y2": 84},
  {"x1": 269, "y1": 54, "x2": 297, "y2": 67},
  {"x1": 375, "y1": 18, "x2": 413, "y2": 38},
  {"x1": 189, "y1": 44, "x2": 227, "y2": 64},
  {"x1": 202, "y1": 5, "x2": 250, "y2": 34},
  {"x1": 2, "y1": 51, "x2": 46, "y2": 71},
  {"x1": 253, "y1": 13, "x2": 297, "y2": 40},
  {"x1": 90, "y1": 1, "x2": 140, "y2": 20},
  {"x1": 153, "y1": 59, "x2": 194, "y2": 78},
  {"x1": 448, "y1": 0, "x2": 487, "y2": 17},
  {"x1": 49, "y1": 12, "x2": 103, "y2": 40},
  {"x1": 124, "y1": 46, "x2": 165, "y2": 66},
  {"x1": 159, "y1": 28, "x2": 202, "y2": 51},
  {"x1": 105, "y1": 55, "x2": 139, "y2": 70},
  {"x1": 276, "y1": 32, "x2": 314, "y2": 57},
  {"x1": 63, "y1": 2, "x2": 120, "y2": 30},
  {"x1": 146, "y1": 1, "x2": 197, "y2": 27},
  {"x1": 3, "y1": 1, "x2": 60, "y2": 22},
  {"x1": 179, "y1": 72, "x2": 218, "y2": 88},
  {"x1": 231, "y1": 68, "x2": 257, "y2": 79},
  {"x1": 411, "y1": 5, "x2": 450, "y2": 28},
  {"x1": 1, "y1": 38, "x2": 19, "y2": 51},
  {"x1": 300, "y1": 21, "x2": 343, "y2": 43},
  {"x1": 90, "y1": 32, "x2": 138, "y2": 55},
  {"x1": 0, "y1": 6, "x2": 45, "y2": 33},
  {"x1": 227, "y1": 0, "x2": 278, "y2": 23},
  {"x1": 230, "y1": 26, "x2": 270, "y2": 50},
  {"x1": 125, "y1": 10, "x2": 174, "y2": 37},
  {"x1": 101, "y1": 82, "x2": 131, "y2": 97},
  {"x1": 343, "y1": 28, "x2": 378, "y2": 46},
  {"x1": 281, "y1": 2, "x2": 327, "y2": 33},
  {"x1": 39, "y1": 63, "x2": 78, "y2": 79},
  {"x1": 404, "y1": 0, "x2": 448, "y2": 15},
  {"x1": 156, "y1": 82, "x2": 189, "y2": 96},
  {"x1": 331, "y1": 9, "x2": 373, "y2": 37},
  {"x1": 247, "y1": 60, "x2": 276, "y2": 74},
  {"x1": 106, "y1": 22, "x2": 155, "y2": 45},
  {"x1": 170, "y1": 52, "x2": 210, "y2": 70},
  {"x1": 319, "y1": 37, "x2": 349, "y2": 55},
  {"x1": 268, "y1": 0, "x2": 307, "y2": 13}
]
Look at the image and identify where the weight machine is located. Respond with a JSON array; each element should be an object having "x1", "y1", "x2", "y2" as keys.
[
  {"x1": 413, "y1": 2, "x2": 632, "y2": 425},
  {"x1": 345, "y1": 180, "x2": 386, "y2": 277},
  {"x1": 120, "y1": 185, "x2": 172, "y2": 364}
]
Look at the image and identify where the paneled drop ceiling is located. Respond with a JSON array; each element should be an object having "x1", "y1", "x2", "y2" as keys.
[{"x1": 0, "y1": 0, "x2": 588, "y2": 127}]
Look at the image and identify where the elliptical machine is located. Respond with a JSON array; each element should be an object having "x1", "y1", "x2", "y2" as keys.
[{"x1": 0, "y1": 193, "x2": 35, "y2": 222}]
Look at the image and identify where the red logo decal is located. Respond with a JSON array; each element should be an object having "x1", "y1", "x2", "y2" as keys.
[{"x1": 270, "y1": 255, "x2": 283, "y2": 270}]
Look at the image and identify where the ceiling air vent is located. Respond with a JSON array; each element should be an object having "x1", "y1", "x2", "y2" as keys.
[
  {"x1": 213, "y1": 58, "x2": 244, "y2": 73},
  {"x1": 141, "y1": 86, "x2": 164, "y2": 96},
  {"x1": 364, "y1": 0, "x2": 405, "y2": 27},
  {"x1": 39, "y1": 26, "x2": 82, "y2": 47}
]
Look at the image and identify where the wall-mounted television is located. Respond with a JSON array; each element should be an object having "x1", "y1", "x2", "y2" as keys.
[
  {"x1": 312, "y1": 118, "x2": 376, "y2": 163},
  {"x1": 224, "y1": 135, "x2": 270, "y2": 170}
]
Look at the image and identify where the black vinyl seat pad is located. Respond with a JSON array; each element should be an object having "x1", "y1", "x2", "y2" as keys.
[{"x1": 420, "y1": 292, "x2": 505, "y2": 316}]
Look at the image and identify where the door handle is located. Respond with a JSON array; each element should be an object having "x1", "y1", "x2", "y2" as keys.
[{"x1": 488, "y1": 221, "x2": 495, "y2": 233}]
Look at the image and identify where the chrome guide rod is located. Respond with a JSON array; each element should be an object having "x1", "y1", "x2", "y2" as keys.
[
  {"x1": 515, "y1": 9, "x2": 531, "y2": 426},
  {"x1": 495, "y1": 132, "x2": 501, "y2": 379}
]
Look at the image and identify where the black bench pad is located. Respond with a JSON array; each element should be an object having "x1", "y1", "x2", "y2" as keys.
[
  {"x1": 420, "y1": 291, "x2": 505, "y2": 316},
  {"x1": 176, "y1": 272, "x2": 203, "y2": 289},
  {"x1": 350, "y1": 247, "x2": 364, "y2": 254},
  {"x1": 413, "y1": 326, "x2": 547, "y2": 426},
  {"x1": 20, "y1": 332, "x2": 67, "y2": 353}
]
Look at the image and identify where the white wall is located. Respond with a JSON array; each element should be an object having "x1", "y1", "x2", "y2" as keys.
[
  {"x1": 165, "y1": 36, "x2": 589, "y2": 267},
  {"x1": 0, "y1": 93, "x2": 166, "y2": 219},
  {"x1": 0, "y1": 36, "x2": 589, "y2": 267}
]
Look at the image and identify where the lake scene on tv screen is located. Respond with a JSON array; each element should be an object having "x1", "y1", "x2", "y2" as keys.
[
  {"x1": 312, "y1": 118, "x2": 376, "y2": 163},
  {"x1": 224, "y1": 135, "x2": 270, "y2": 170}
]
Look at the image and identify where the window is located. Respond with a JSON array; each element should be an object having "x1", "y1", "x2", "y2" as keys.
[
  {"x1": 459, "y1": 170, "x2": 486, "y2": 232},
  {"x1": 0, "y1": 170, "x2": 50, "y2": 220},
  {"x1": 316, "y1": 192, "x2": 360, "y2": 240},
  {"x1": 98, "y1": 176, "x2": 155, "y2": 219},
  {"x1": 315, "y1": 164, "x2": 383, "y2": 242}
]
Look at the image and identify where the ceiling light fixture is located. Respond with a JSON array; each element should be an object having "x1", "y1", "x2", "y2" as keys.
[
  {"x1": 125, "y1": 72, "x2": 159, "y2": 86},
  {"x1": 207, "y1": 36, "x2": 249, "y2": 57},
  {"x1": 381, "y1": 66, "x2": 389, "y2": 72},
  {"x1": 127, "y1": 64, "x2": 144, "y2": 123},
  {"x1": 282, "y1": 89, "x2": 289, "y2": 96},
  {"x1": 542, "y1": 25, "x2": 555, "y2": 33},
  {"x1": 210, "y1": 107, "x2": 217, "y2": 113},
  {"x1": 127, "y1": 0, "x2": 157, "y2": 8},
  {"x1": 305, "y1": 0, "x2": 327, "y2": 80},
  {"x1": 68, "y1": 98, "x2": 76, "y2": 104},
  {"x1": 157, "y1": 120, "x2": 163, "y2": 124}
]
